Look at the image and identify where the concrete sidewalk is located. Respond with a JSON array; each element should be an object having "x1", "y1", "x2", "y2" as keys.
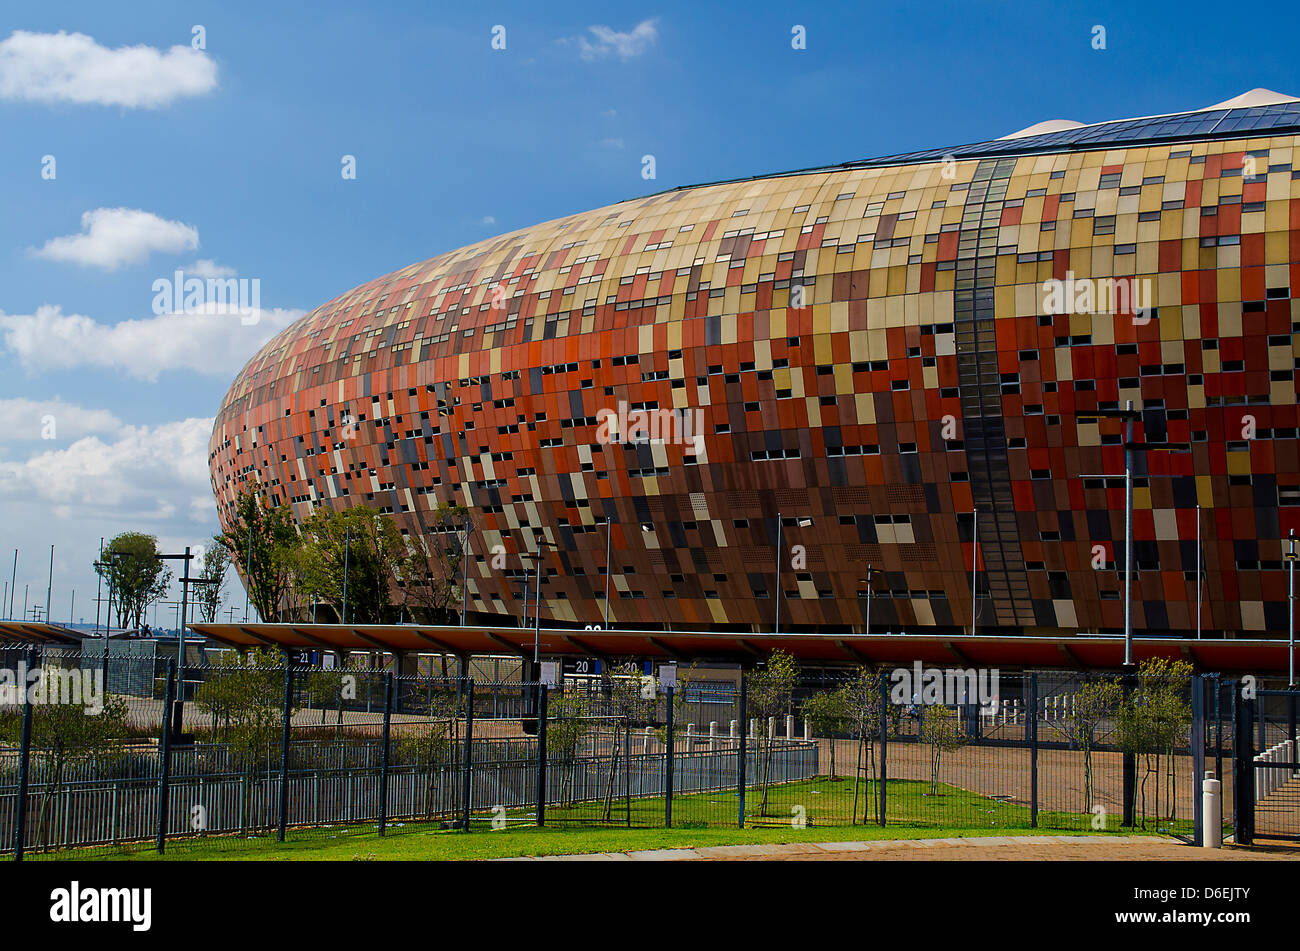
[{"x1": 495, "y1": 834, "x2": 1185, "y2": 861}]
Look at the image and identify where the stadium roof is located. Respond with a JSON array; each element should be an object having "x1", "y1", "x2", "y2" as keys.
[
  {"x1": 655, "y1": 88, "x2": 1300, "y2": 195},
  {"x1": 189, "y1": 623, "x2": 1295, "y2": 673}
]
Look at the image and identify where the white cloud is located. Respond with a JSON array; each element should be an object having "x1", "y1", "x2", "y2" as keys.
[
  {"x1": 0, "y1": 417, "x2": 223, "y2": 623},
  {"x1": 0, "y1": 418, "x2": 213, "y2": 518},
  {"x1": 597, "y1": 137, "x2": 625, "y2": 150},
  {"x1": 0, "y1": 30, "x2": 218, "y2": 108},
  {"x1": 34, "y1": 208, "x2": 199, "y2": 270},
  {"x1": 576, "y1": 20, "x2": 659, "y2": 61},
  {"x1": 0, "y1": 304, "x2": 306, "y2": 382},
  {"x1": 186, "y1": 259, "x2": 236, "y2": 279},
  {"x1": 482, "y1": 215, "x2": 496, "y2": 226},
  {"x1": 0, "y1": 397, "x2": 122, "y2": 442}
]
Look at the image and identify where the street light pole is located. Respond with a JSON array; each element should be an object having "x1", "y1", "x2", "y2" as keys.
[
  {"x1": 459, "y1": 518, "x2": 473, "y2": 626},
  {"x1": 774, "y1": 512, "x2": 783, "y2": 635},
  {"x1": 1073, "y1": 402, "x2": 1186, "y2": 666},
  {"x1": 858, "y1": 566, "x2": 874, "y2": 636},
  {"x1": 1123, "y1": 401, "x2": 1134, "y2": 668},
  {"x1": 1196, "y1": 504, "x2": 1203, "y2": 640},
  {"x1": 971, "y1": 505, "x2": 979, "y2": 637},
  {"x1": 45, "y1": 544, "x2": 53, "y2": 628},
  {"x1": 603, "y1": 515, "x2": 612, "y2": 629},
  {"x1": 341, "y1": 525, "x2": 350, "y2": 624},
  {"x1": 93, "y1": 538, "x2": 103, "y2": 635},
  {"x1": 1287, "y1": 530, "x2": 1297, "y2": 688}
]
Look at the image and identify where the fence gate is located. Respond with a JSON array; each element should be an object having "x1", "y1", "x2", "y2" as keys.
[{"x1": 1234, "y1": 685, "x2": 1300, "y2": 843}]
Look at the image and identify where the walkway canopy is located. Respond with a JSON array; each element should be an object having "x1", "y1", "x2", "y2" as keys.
[
  {"x1": 187, "y1": 623, "x2": 1294, "y2": 673},
  {"x1": 0, "y1": 621, "x2": 86, "y2": 647}
]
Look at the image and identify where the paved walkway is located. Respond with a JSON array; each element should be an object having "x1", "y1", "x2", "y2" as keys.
[{"x1": 497, "y1": 835, "x2": 1299, "y2": 861}]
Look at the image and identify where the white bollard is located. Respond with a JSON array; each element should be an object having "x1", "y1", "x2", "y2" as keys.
[
  {"x1": 1013, "y1": 699, "x2": 1022, "y2": 726},
  {"x1": 730, "y1": 719, "x2": 738, "y2": 738},
  {"x1": 785, "y1": 714, "x2": 795, "y2": 740},
  {"x1": 709, "y1": 721, "x2": 718, "y2": 752},
  {"x1": 768, "y1": 716, "x2": 776, "y2": 740},
  {"x1": 1202, "y1": 771, "x2": 1221, "y2": 848},
  {"x1": 749, "y1": 717, "x2": 757, "y2": 739},
  {"x1": 1001, "y1": 699, "x2": 1010, "y2": 725},
  {"x1": 803, "y1": 718, "x2": 811, "y2": 741},
  {"x1": 685, "y1": 723, "x2": 695, "y2": 749},
  {"x1": 642, "y1": 726, "x2": 652, "y2": 754}
]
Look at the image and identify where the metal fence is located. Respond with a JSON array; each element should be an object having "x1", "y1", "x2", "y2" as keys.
[{"x1": 0, "y1": 647, "x2": 1281, "y2": 858}]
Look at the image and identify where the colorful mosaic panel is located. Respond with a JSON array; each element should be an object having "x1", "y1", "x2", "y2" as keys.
[{"x1": 209, "y1": 123, "x2": 1300, "y2": 637}]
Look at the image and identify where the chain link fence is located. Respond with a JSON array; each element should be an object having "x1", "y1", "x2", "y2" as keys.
[{"x1": 0, "y1": 646, "x2": 1270, "y2": 858}]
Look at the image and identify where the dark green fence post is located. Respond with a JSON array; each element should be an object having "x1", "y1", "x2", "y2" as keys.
[
  {"x1": 737, "y1": 671, "x2": 747, "y2": 829},
  {"x1": 1029, "y1": 673, "x2": 1038, "y2": 828},
  {"x1": 276, "y1": 653, "x2": 293, "y2": 842},
  {"x1": 13, "y1": 648, "x2": 35, "y2": 861},
  {"x1": 536, "y1": 683, "x2": 547, "y2": 827},
  {"x1": 1233, "y1": 681, "x2": 1254, "y2": 845},
  {"x1": 461, "y1": 678, "x2": 474, "y2": 832},
  {"x1": 1122, "y1": 670, "x2": 1136, "y2": 828},
  {"x1": 1191, "y1": 674, "x2": 1205, "y2": 845},
  {"x1": 1213, "y1": 673, "x2": 1223, "y2": 781},
  {"x1": 378, "y1": 672, "x2": 393, "y2": 836},
  {"x1": 156, "y1": 659, "x2": 176, "y2": 853},
  {"x1": 665, "y1": 685, "x2": 674, "y2": 828},
  {"x1": 878, "y1": 669, "x2": 888, "y2": 827}
]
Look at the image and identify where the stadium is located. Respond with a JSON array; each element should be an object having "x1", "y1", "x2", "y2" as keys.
[{"x1": 208, "y1": 88, "x2": 1300, "y2": 641}]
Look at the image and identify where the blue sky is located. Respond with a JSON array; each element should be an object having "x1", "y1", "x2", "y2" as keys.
[{"x1": 1, "y1": 0, "x2": 1297, "y2": 625}]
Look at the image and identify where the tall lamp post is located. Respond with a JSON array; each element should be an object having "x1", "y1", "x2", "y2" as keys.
[
  {"x1": 156, "y1": 547, "x2": 220, "y2": 740},
  {"x1": 532, "y1": 541, "x2": 558, "y2": 666},
  {"x1": 1287, "y1": 530, "x2": 1297, "y2": 688},
  {"x1": 857, "y1": 566, "x2": 875, "y2": 636},
  {"x1": 459, "y1": 517, "x2": 475, "y2": 626},
  {"x1": 601, "y1": 515, "x2": 614, "y2": 629},
  {"x1": 1074, "y1": 402, "x2": 1188, "y2": 667},
  {"x1": 92, "y1": 550, "x2": 126, "y2": 686},
  {"x1": 773, "y1": 514, "x2": 812, "y2": 635}
]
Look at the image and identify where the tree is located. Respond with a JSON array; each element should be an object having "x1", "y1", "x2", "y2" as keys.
[
  {"x1": 0, "y1": 669, "x2": 129, "y2": 850},
  {"x1": 398, "y1": 502, "x2": 471, "y2": 623},
  {"x1": 216, "y1": 491, "x2": 300, "y2": 622},
  {"x1": 598, "y1": 660, "x2": 657, "y2": 821},
  {"x1": 192, "y1": 648, "x2": 289, "y2": 834},
  {"x1": 397, "y1": 684, "x2": 464, "y2": 818},
  {"x1": 802, "y1": 685, "x2": 851, "y2": 780},
  {"x1": 842, "y1": 667, "x2": 888, "y2": 824},
  {"x1": 1052, "y1": 677, "x2": 1122, "y2": 815},
  {"x1": 547, "y1": 691, "x2": 594, "y2": 807},
  {"x1": 94, "y1": 532, "x2": 172, "y2": 630},
  {"x1": 1115, "y1": 657, "x2": 1192, "y2": 828},
  {"x1": 195, "y1": 543, "x2": 230, "y2": 623},
  {"x1": 746, "y1": 650, "x2": 800, "y2": 816},
  {"x1": 298, "y1": 505, "x2": 411, "y2": 624},
  {"x1": 919, "y1": 704, "x2": 965, "y2": 796}
]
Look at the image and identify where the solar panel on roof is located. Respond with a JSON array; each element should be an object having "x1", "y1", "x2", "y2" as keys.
[
  {"x1": 860, "y1": 101, "x2": 1300, "y2": 168},
  {"x1": 652, "y1": 99, "x2": 1300, "y2": 200}
]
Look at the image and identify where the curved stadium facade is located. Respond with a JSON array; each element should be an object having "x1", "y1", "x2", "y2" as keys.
[{"x1": 209, "y1": 92, "x2": 1300, "y2": 639}]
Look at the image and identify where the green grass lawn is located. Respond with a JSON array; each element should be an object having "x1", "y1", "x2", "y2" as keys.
[
  {"x1": 42, "y1": 776, "x2": 1177, "y2": 861},
  {"x1": 533, "y1": 776, "x2": 1194, "y2": 837},
  {"x1": 105, "y1": 820, "x2": 1112, "y2": 862}
]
